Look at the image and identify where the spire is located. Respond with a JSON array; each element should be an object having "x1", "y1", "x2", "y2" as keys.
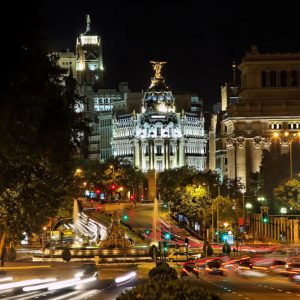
[
  {"x1": 86, "y1": 14, "x2": 91, "y2": 32},
  {"x1": 232, "y1": 61, "x2": 237, "y2": 84}
]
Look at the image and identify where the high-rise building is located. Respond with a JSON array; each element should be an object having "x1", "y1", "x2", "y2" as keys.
[
  {"x1": 76, "y1": 14, "x2": 104, "y2": 90},
  {"x1": 112, "y1": 62, "x2": 207, "y2": 172}
]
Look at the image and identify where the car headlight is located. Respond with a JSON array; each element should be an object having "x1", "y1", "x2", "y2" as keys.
[{"x1": 75, "y1": 272, "x2": 84, "y2": 278}]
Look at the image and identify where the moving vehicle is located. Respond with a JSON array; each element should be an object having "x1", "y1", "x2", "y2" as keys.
[
  {"x1": 205, "y1": 260, "x2": 223, "y2": 275},
  {"x1": 75, "y1": 263, "x2": 99, "y2": 278}
]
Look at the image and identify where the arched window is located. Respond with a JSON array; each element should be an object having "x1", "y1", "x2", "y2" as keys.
[
  {"x1": 261, "y1": 71, "x2": 267, "y2": 87},
  {"x1": 270, "y1": 71, "x2": 277, "y2": 87},
  {"x1": 280, "y1": 71, "x2": 287, "y2": 87}
]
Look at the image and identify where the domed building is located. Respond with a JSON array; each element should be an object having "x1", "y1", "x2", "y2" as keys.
[{"x1": 112, "y1": 62, "x2": 207, "y2": 172}]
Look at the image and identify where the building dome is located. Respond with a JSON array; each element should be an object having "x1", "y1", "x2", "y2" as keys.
[{"x1": 143, "y1": 61, "x2": 175, "y2": 113}]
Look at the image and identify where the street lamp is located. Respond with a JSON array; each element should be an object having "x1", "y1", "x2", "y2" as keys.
[
  {"x1": 273, "y1": 131, "x2": 300, "y2": 180},
  {"x1": 241, "y1": 188, "x2": 246, "y2": 228},
  {"x1": 280, "y1": 207, "x2": 287, "y2": 214},
  {"x1": 245, "y1": 203, "x2": 253, "y2": 209}
]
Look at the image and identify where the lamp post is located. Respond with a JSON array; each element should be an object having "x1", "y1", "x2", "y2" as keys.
[
  {"x1": 241, "y1": 188, "x2": 246, "y2": 228},
  {"x1": 110, "y1": 165, "x2": 115, "y2": 201},
  {"x1": 168, "y1": 201, "x2": 171, "y2": 246}
]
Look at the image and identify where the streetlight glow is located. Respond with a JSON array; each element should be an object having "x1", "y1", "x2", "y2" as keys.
[
  {"x1": 245, "y1": 203, "x2": 253, "y2": 209},
  {"x1": 280, "y1": 207, "x2": 287, "y2": 214}
]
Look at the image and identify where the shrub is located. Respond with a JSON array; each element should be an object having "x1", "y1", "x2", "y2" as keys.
[
  {"x1": 116, "y1": 279, "x2": 221, "y2": 300},
  {"x1": 148, "y1": 262, "x2": 177, "y2": 281},
  {"x1": 203, "y1": 244, "x2": 214, "y2": 257},
  {"x1": 6, "y1": 247, "x2": 17, "y2": 262},
  {"x1": 222, "y1": 243, "x2": 231, "y2": 255},
  {"x1": 61, "y1": 248, "x2": 72, "y2": 262}
]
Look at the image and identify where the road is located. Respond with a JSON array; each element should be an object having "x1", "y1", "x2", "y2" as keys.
[
  {"x1": 0, "y1": 262, "x2": 151, "y2": 300},
  {"x1": 184, "y1": 268, "x2": 300, "y2": 300}
]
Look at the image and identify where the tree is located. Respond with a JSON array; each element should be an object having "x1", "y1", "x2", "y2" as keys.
[
  {"x1": 116, "y1": 280, "x2": 221, "y2": 300},
  {"x1": 0, "y1": 4, "x2": 86, "y2": 265},
  {"x1": 274, "y1": 179, "x2": 300, "y2": 213},
  {"x1": 222, "y1": 242, "x2": 231, "y2": 255}
]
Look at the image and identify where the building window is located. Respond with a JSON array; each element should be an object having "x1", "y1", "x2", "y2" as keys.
[
  {"x1": 156, "y1": 145, "x2": 162, "y2": 155},
  {"x1": 270, "y1": 71, "x2": 277, "y2": 87},
  {"x1": 157, "y1": 127, "x2": 161, "y2": 136},
  {"x1": 280, "y1": 71, "x2": 287, "y2": 87},
  {"x1": 291, "y1": 70, "x2": 298, "y2": 87},
  {"x1": 269, "y1": 123, "x2": 282, "y2": 130},
  {"x1": 157, "y1": 160, "x2": 163, "y2": 171},
  {"x1": 261, "y1": 71, "x2": 266, "y2": 87}
]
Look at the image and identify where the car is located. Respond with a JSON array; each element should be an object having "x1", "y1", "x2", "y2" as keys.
[
  {"x1": 205, "y1": 260, "x2": 223, "y2": 275},
  {"x1": 237, "y1": 258, "x2": 253, "y2": 269},
  {"x1": 75, "y1": 263, "x2": 99, "y2": 278},
  {"x1": 181, "y1": 262, "x2": 200, "y2": 278},
  {"x1": 269, "y1": 260, "x2": 286, "y2": 273},
  {"x1": 285, "y1": 262, "x2": 300, "y2": 276},
  {"x1": 168, "y1": 251, "x2": 201, "y2": 262}
]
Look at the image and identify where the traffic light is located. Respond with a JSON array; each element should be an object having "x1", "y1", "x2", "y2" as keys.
[
  {"x1": 95, "y1": 189, "x2": 100, "y2": 195},
  {"x1": 145, "y1": 229, "x2": 151, "y2": 235},
  {"x1": 262, "y1": 212, "x2": 269, "y2": 223},
  {"x1": 162, "y1": 241, "x2": 168, "y2": 253},
  {"x1": 122, "y1": 214, "x2": 129, "y2": 221},
  {"x1": 221, "y1": 231, "x2": 228, "y2": 242},
  {"x1": 185, "y1": 237, "x2": 189, "y2": 246},
  {"x1": 111, "y1": 184, "x2": 116, "y2": 190},
  {"x1": 163, "y1": 232, "x2": 171, "y2": 240}
]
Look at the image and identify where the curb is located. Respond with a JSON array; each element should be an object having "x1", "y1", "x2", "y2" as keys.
[{"x1": 0, "y1": 265, "x2": 51, "y2": 270}]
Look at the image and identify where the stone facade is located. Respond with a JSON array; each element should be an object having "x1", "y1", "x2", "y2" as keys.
[
  {"x1": 210, "y1": 46, "x2": 300, "y2": 189},
  {"x1": 112, "y1": 62, "x2": 207, "y2": 172}
]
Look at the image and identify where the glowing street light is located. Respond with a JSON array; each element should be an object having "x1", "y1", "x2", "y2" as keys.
[
  {"x1": 245, "y1": 203, "x2": 253, "y2": 209},
  {"x1": 257, "y1": 196, "x2": 265, "y2": 202},
  {"x1": 280, "y1": 207, "x2": 287, "y2": 214}
]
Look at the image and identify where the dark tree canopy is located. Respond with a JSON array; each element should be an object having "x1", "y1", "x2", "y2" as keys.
[{"x1": 0, "y1": 2, "x2": 86, "y2": 248}]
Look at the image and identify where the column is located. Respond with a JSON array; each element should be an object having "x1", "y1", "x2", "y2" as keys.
[
  {"x1": 179, "y1": 138, "x2": 185, "y2": 167},
  {"x1": 149, "y1": 140, "x2": 153, "y2": 170},
  {"x1": 151, "y1": 140, "x2": 155, "y2": 170},
  {"x1": 167, "y1": 140, "x2": 170, "y2": 169},
  {"x1": 236, "y1": 138, "x2": 247, "y2": 186},
  {"x1": 134, "y1": 140, "x2": 140, "y2": 168}
]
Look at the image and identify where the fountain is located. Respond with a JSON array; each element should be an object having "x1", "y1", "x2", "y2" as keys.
[
  {"x1": 99, "y1": 212, "x2": 133, "y2": 249},
  {"x1": 73, "y1": 198, "x2": 79, "y2": 227},
  {"x1": 152, "y1": 197, "x2": 160, "y2": 245}
]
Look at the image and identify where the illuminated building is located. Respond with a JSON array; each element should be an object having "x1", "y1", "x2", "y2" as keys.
[
  {"x1": 112, "y1": 62, "x2": 207, "y2": 172},
  {"x1": 209, "y1": 46, "x2": 300, "y2": 189},
  {"x1": 56, "y1": 16, "x2": 205, "y2": 162}
]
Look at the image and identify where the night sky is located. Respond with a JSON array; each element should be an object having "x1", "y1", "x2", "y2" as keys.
[{"x1": 35, "y1": 2, "x2": 300, "y2": 107}]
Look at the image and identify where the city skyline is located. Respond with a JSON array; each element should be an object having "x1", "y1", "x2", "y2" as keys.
[{"x1": 40, "y1": 1, "x2": 300, "y2": 108}]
